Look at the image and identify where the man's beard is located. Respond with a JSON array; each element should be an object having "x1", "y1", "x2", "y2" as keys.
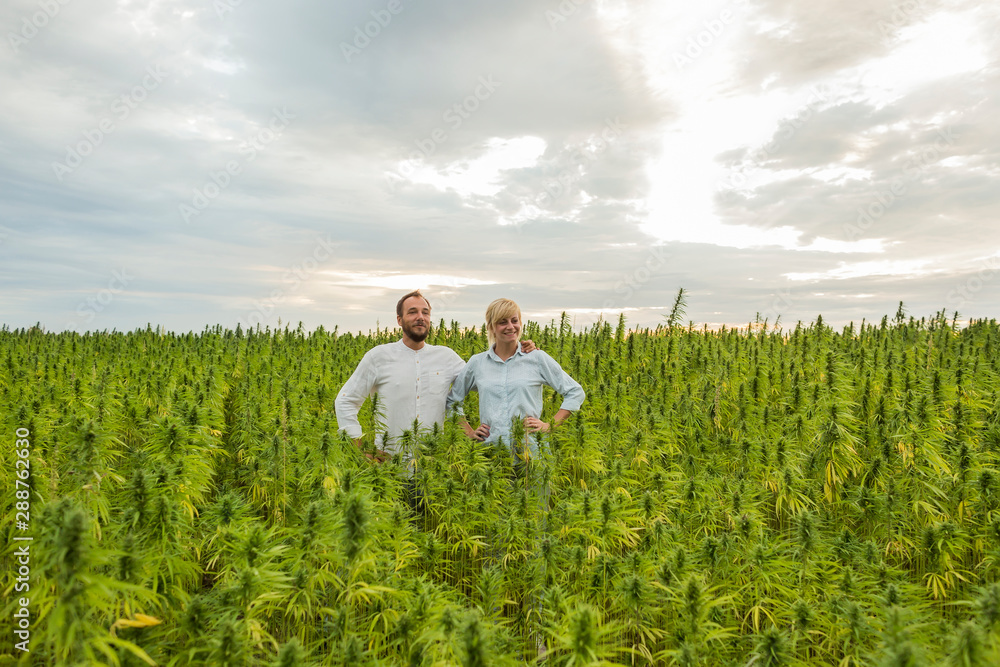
[{"x1": 403, "y1": 321, "x2": 428, "y2": 342}]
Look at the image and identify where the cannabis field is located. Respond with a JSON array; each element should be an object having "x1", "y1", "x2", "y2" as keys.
[{"x1": 4, "y1": 311, "x2": 1000, "y2": 666}]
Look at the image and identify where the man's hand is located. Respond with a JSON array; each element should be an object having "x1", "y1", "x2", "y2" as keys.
[
  {"x1": 354, "y1": 437, "x2": 389, "y2": 463},
  {"x1": 523, "y1": 417, "x2": 549, "y2": 433},
  {"x1": 520, "y1": 339, "x2": 537, "y2": 353}
]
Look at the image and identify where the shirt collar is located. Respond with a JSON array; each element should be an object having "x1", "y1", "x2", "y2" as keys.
[
  {"x1": 397, "y1": 338, "x2": 426, "y2": 353},
  {"x1": 487, "y1": 343, "x2": 525, "y2": 362}
]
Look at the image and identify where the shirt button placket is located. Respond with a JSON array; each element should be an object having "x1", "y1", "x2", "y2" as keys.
[{"x1": 503, "y1": 363, "x2": 509, "y2": 433}]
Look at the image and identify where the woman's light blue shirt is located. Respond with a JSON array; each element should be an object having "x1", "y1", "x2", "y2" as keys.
[{"x1": 446, "y1": 346, "x2": 585, "y2": 447}]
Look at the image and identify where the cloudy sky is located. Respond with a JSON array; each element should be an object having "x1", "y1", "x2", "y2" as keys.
[{"x1": 1, "y1": 0, "x2": 997, "y2": 334}]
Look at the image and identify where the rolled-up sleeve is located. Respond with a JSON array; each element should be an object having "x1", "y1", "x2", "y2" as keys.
[
  {"x1": 538, "y1": 351, "x2": 585, "y2": 411},
  {"x1": 335, "y1": 351, "x2": 377, "y2": 439}
]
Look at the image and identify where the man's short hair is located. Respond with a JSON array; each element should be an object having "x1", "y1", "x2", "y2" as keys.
[{"x1": 396, "y1": 290, "x2": 431, "y2": 318}]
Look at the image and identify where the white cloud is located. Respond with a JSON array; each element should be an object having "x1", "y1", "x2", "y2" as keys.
[
  {"x1": 396, "y1": 136, "x2": 547, "y2": 198},
  {"x1": 203, "y1": 58, "x2": 245, "y2": 75},
  {"x1": 860, "y1": 9, "x2": 990, "y2": 107},
  {"x1": 785, "y1": 259, "x2": 938, "y2": 282},
  {"x1": 320, "y1": 272, "x2": 498, "y2": 290}
]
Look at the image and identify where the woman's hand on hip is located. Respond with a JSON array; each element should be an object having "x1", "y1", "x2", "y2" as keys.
[{"x1": 523, "y1": 417, "x2": 549, "y2": 433}]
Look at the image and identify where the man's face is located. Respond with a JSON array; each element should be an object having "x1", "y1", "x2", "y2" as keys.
[{"x1": 398, "y1": 295, "x2": 431, "y2": 343}]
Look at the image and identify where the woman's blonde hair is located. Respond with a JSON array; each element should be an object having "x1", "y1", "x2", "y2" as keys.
[{"x1": 485, "y1": 298, "x2": 522, "y2": 346}]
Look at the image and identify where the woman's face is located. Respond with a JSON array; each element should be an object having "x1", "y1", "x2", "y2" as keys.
[{"x1": 492, "y1": 313, "x2": 521, "y2": 345}]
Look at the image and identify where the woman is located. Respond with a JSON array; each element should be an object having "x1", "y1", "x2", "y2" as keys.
[{"x1": 446, "y1": 298, "x2": 585, "y2": 457}]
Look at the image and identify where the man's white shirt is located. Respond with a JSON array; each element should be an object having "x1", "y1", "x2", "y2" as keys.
[{"x1": 334, "y1": 339, "x2": 466, "y2": 453}]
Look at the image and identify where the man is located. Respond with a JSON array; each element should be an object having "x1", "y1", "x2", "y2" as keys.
[
  {"x1": 335, "y1": 290, "x2": 534, "y2": 462},
  {"x1": 335, "y1": 290, "x2": 463, "y2": 461}
]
